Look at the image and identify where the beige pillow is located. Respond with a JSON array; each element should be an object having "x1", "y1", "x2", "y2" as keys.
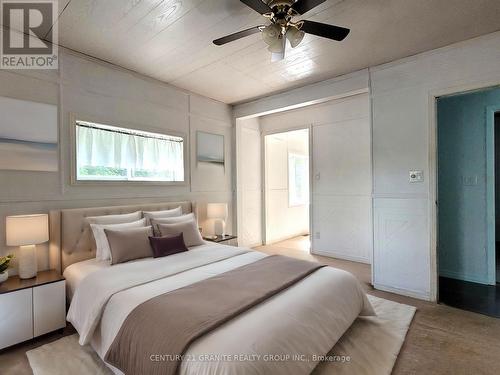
[
  {"x1": 104, "y1": 226, "x2": 153, "y2": 265},
  {"x1": 91, "y1": 218, "x2": 147, "y2": 261},
  {"x1": 143, "y1": 207, "x2": 182, "y2": 224},
  {"x1": 157, "y1": 220, "x2": 204, "y2": 248},
  {"x1": 151, "y1": 213, "x2": 195, "y2": 235}
]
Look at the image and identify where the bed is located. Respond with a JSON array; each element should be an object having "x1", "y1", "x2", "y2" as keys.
[{"x1": 50, "y1": 201, "x2": 374, "y2": 375}]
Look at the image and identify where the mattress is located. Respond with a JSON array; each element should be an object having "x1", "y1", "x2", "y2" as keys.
[
  {"x1": 63, "y1": 258, "x2": 109, "y2": 301},
  {"x1": 66, "y1": 243, "x2": 374, "y2": 375}
]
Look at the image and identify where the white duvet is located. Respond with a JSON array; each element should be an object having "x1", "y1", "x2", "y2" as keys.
[{"x1": 67, "y1": 243, "x2": 374, "y2": 375}]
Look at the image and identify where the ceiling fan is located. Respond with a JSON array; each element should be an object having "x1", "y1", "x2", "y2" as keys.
[{"x1": 213, "y1": 0, "x2": 350, "y2": 61}]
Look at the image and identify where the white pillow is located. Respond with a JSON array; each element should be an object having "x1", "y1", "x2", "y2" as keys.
[
  {"x1": 85, "y1": 211, "x2": 142, "y2": 226},
  {"x1": 91, "y1": 218, "x2": 146, "y2": 261},
  {"x1": 143, "y1": 207, "x2": 182, "y2": 224},
  {"x1": 79, "y1": 211, "x2": 143, "y2": 253},
  {"x1": 152, "y1": 213, "x2": 195, "y2": 225}
]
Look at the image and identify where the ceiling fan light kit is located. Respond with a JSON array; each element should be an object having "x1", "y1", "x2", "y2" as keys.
[
  {"x1": 268, "y1": 36, "x2": 286, "y2": 54},
  {"x1": 213, "y1": 0, "x2": 350, "y2": 61},
  {"x1": 262, "y1": 23, "x2": 282, "y2": 46},
  {"x1": 286, "y1": 25, "x2": 305, "y2": 48}
]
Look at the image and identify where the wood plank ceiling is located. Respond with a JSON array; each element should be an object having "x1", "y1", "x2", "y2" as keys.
[{"x1": 7, "y1": 0, "x2": 500, "y2": 104}]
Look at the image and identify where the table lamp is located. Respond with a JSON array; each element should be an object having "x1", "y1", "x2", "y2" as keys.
[
  {"x1": 6, "y1": 214, "x2": 48, "y2": 279},
  {"x1": 207, "y1": 203, "x2": 228, "y2": 237}
]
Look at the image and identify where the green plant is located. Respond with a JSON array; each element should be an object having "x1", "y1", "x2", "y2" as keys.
[{"x1": 0, "y1": 254, "x2": 14, "y2": 274}]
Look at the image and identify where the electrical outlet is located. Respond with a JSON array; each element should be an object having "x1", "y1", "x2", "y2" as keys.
[
  {"x1": 462, "y1": 175, "x2": 478, "y2": 186},
  {"x1": 315, "y1": 232, "x2": 321, "y2": 239}
]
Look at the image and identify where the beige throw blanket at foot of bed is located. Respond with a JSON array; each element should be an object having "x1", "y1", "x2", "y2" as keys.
[{"x1": 105, "y1": 255, "x2": 325, "y2": 375}]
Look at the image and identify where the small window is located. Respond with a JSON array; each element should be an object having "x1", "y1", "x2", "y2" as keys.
[
  {"x1": 288, "y1": 153, "x2": 309, "y2": 206},
  {"x1": 75, "y1": 120, "x2": 184, "y2": 182}
]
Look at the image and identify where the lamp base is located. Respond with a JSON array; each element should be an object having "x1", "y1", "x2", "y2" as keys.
[
  {"x1": 19, "y1": 245, "x2": 37, "y2": 279},
  {"x1": 213, "y1": 219, "x2": 226, "y2": 237}
]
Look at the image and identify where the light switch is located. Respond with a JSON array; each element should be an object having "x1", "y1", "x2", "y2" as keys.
[{"x1": 409, "y1": 170, "x2": 424, "y2": 183}]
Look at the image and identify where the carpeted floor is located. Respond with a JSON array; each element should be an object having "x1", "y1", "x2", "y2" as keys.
[
  {"x1": 25, "y1": 295, "x2": 415, "y2": 375},
  {"x1": 257, "y1": 236, "x2": 500, "y2": 375}
]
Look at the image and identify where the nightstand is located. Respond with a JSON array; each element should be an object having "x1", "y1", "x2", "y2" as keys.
[
  {"x1": 203, "y1": 234, "x2": 238, "y2": 246},
  {"x1": 0, "y1": 270, "x2": 66, "y2": 350}
]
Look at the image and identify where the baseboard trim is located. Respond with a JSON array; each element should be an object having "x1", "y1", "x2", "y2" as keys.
[
  {"x1": 374, "y1": 283, "x2": 431, "y2": 301},
  {"x1": 246, "y1": 242, "x2": 263, "y2": 248},
  {"x1": 311, "y1": 249, "x2": 370, "y2": 264},
  {"x1": 439, "y1": 269, "x2": 491, "y2": 285},
  {"x1": 265, "y1": 232, "x2": 309, "y2": 246}
]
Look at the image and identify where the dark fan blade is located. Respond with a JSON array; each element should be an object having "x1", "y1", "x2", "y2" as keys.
[
  {"x1": 240, "y1": 0, "x2": 272, "y2": 15},
  {"x1": 213, "y1": 26, "x2": 263, "y2": 46},
  {"x1": 300, "y1": 20, "x2": 350, "y2": 41},
  {"x1": 292, "y1": 0, "x2": 327, "y2": 15}
]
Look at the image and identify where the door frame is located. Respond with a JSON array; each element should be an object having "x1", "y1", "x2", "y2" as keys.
[
  {"x1": 486, "y1": 105, "x2": 500, "y2": 284},
  {"x1": 429, "y1": 83, "x2": 500, "y2": 301},
  {"x1": 261, "y1": 126, "x2": 312, "y2": 246}
]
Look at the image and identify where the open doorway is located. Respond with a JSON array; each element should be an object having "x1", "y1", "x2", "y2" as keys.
[
  {"x1": 263, "y1": 129, "x2": 310, "y2": 251},
  {"x1": 437, "y1": 87, "x2": 500, "y2": 317}
]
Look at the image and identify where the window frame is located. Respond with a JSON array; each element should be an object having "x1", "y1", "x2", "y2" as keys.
[
  {"x1": 288, "y1": 152, "x2": 309, "y2": 208},
  {"x1": 69, "y1": 113, "x2": 188, "y2": 186}
]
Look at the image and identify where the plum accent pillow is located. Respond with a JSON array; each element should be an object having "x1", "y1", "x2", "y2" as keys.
[
  {"x1": 157, "y1": 220, "x2": 204, "y2": 248},
  {"x1": 104, "y1": 226, "x2": 153, "y2": 265},
  {"x1": 91, "y1": 218, "x2": 147, "y2": 261},
  {"x1": 150, "y1": 213, "x2": 195, "y2": 236},
  {"x1": 148, "y1": 233, "x2": 188, "y2": 258},
  {"x1": 143, "y1": 207, "x2": 182, "y2": 225}
]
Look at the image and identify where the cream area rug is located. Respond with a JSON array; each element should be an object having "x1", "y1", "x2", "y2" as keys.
[{"x1": 27, "y1": 295, "x2": 415, "y2": 375}]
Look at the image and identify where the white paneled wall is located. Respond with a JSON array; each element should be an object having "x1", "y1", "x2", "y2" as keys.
[
  {"x1": 0, "y1": 49, "x2": 234, "y2": 274},
  {"x1": 260, "y1": 93, "x2": 372, "y2": 263},
  {"x1": 236, "y1": 118, "x2": 262, "y2": 247},
  {"x1": 371, "y1": 31, "x2": 500, "y2": 300},
  {"x1": 310, "y1": 96, "x2": 372, "y2": 263},
  {"x1": 373, "y1": 198, "x2": 429, "y2": 298}
]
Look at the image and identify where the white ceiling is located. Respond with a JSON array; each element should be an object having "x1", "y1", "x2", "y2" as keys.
[{"x1": 12, "y1": 0, "x2": 500, "y2": 103}]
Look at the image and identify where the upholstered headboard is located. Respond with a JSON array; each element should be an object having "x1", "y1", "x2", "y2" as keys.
[{"x1": 49, "y1": 201, "x2": 197, "y2": 272}]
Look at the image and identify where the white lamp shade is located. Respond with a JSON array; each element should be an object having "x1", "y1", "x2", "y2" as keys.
[
  {"x1": 207, "y1": 203, "x2": 228, "y2": 220},
  {"x1": 6, "y1": 214, "x2": 49, "y2": 246}
]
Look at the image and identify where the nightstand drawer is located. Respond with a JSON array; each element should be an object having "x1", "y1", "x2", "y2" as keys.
[
  {"x1": 0, "y1": 288, "x2": 33, "y2": 350},
  {"x1": 33, "y1": 280, "x2": 66, "y2": 337}
]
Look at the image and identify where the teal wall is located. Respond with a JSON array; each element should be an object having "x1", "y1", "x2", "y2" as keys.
[{"x1": 438, "y1": 86, "x2": 500, "y2": 285}]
